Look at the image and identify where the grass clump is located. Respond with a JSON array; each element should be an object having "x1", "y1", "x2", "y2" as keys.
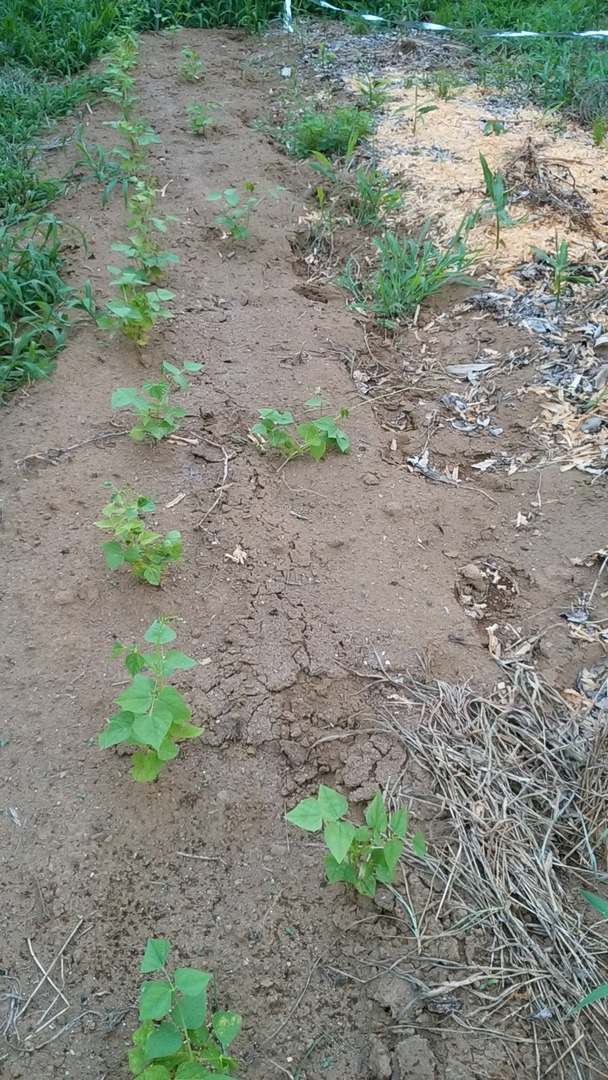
[{"x1": 282, "y1": 106, "x2": 373, "y2": 158}]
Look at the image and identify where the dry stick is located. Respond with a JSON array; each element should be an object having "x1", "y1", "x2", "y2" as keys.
[
  {"x1": 15, "y1": 919, "x2": 84, "y2": 1022},
  {"x1": 27, "y1": 939, "x2": 69, "y2": 1010},
  {"x1": 194, "y1": 443, "x2": 232, "y2": 527},
  {"x1": 15, "y1": 429, "x2": 130, "y2": 470},
  {"x1": 176, "y1": 851, "x2": 226, "y2": 865},
  {"x1": 542, "y1": 1032, "x2": 585, "y2": 1079}
]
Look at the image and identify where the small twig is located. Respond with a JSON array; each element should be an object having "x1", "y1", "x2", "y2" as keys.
[
  {"x1": 194, "y1": 444, "x2": 231, "y2": 526},
  {"x1": 15, "y1": 430, "x2": 129, "y2": 471},
  {"x1": 176, "y1": 851, "x2": 227, "y2": 865},
  {"x1": 27, "y1": 939, "x2": 67, "y2": 1009},
  {"x1": 16, "y1": 919, "x2": 85, "y2": 1022}
]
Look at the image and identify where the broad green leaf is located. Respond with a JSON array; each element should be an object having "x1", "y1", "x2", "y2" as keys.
[
  {"x1": 365, "y1": 791, "x2": 387, "y2": 832},
  {"x1": 307, "y1": 439, "x2": 327, "y2": 461},
  {"x1": 333, "y1": 429, "x2": 350, "y2": 453},
  {"x1": 183, "y1": 361, "x2": 203, "y2": 373},
  {"x1": 156, "y1": 288, "x2": 174, "y2": 301},
  {"x1": 99, "y1": 711, "x2": 134, "y2": 748},
  {"x1": 141, "y1": 939, "x2": 170, "y2": 973},
  {"x1": 171, "y1": 723, "x2": 204, "y2": 740},
  {"x1": 324, "y1": 854, "x2": 357, "y2": 885},
  {"x1": 163, "y1": 649, "x2": 197, "y2": 674},
  {"x1": 131, "y1": 750, "x2": 164, "y2": 782},
  {"x1": 112, "y1": 386, "x2": 143, "y2": 407},
  {"x1": 144, "y1": 620, "x2": 177, "y2": 645},
  {"x1": 101, "y1": 540, "x2": 124, "y2": 570},
  {"x1": 132, "y1": 707, "x2": 173, "y2": 750},
  {"x1": 175, "y1": 969, "x2": 212, "y2": 997},
  {"x1": 109, "y1": 641, "x2": 124, "y2": 659},
  {"x1": 175, "y1": 1064, "x2": 209, "y2": 1079},
  {"x1": 285, "y1": 797, "x2": 322, "y2": 832},
  {"x1": 355, "y1": 869, "x2": 377, "y2": 897},
  {"x1": 568, "y1": 984, "x2": 608, "y2": 1014},
  {"x1": 143, "y1": 566, "x2": 162, "y2": 586},
  {"x1": 324, "y1": 820, "x2": 356, "y2": 864},
  {"x1": 138, "y1": 1064, "x2": 171, "y2": 1079},
  {"x1": 171, "y1": 990, "x2": 207, "y2": 1031},
  {"x1": 139, "y1": 980, "x2": 173, "y2": 1020},
  {"x1": 389, "y1": 808, "x2": 408, "y2": 839},
  {"x1": 157, "y1": 737, "x2": 180, "y2": 761},
  {"x1": 132, "y1": 1020, "x2": 154, "y2": 1048},
  {"x1": 411, "y1": 831, "x2": 426, "y2": 857},
  {"x1": 382, "y1": 837, "x2": 404, "y2": 874},
  {"x1": 317, "y1": 785, "x2": 348, "y2": 823},
  {"x1": 258, "y1": 408, "x2": 293, "y2": 425},
  {"x1": 144, "y1": 1022, "x2": 183, "y2": 1060},
  {"x1": 156, "y1": 685, "x2": 191, "y2": 724},
  {"x1": 125, "y1": 650, "x2": 147, "y2": 677},
  {"x1": 582, "y1": 891, "x2": 608, "y2": 919},
  {"x1": 127, "y1": 1045, "x2": 147, "y2": 1073},
  {"x1": 211, "y1": 1010, "x2": 242, "y2": 1048},
  {"x1": 303, "y1": 395, "x2": 324, "y2": 408},
  {"x1": 116, "y1": 674, "x2": 155, "y2": 714}
]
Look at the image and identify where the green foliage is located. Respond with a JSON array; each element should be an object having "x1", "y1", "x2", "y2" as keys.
[
  {"x1": 128, "y1": 938, "x2": 241, "y2": 1075},
  {"x1": 338, "y1": 219, "x2": 478, "y2": 324},
  {"x1": 353, "y1": 74, "x2": 391, "y2": 109},
  {"x1": 206, "y1": 183, "x2": 282, "y2": 241},
  {"x1": 111, "y1": 233, "x2": 179, "y2": 282},
  {"x1": 280, "y1": 105, "x2": 373, "y2": 159},
  {"x1": 310, "y1": 150, "x2": 404, "y2": 228},
  {"x1": 591, "y1": 115, "x2": 607, "y2": 146},
  {"x1": 396, "y1": 83, "x2": 438, "y2": 136},
  {"x1": 95, "y1": 487, "x2": 183, "y2": 586},
  {"x1": 0, "y1": 211, "x2": 87, "y2": 400},
  {"x1": 98, "y1": 266, "x2": 174, "y2": 346},
  {"x1": 73, "y1": 130, "x2": 134, "y2": 207},
  {"x1": 567, "y1": 891, "x2": 608, "y2": 1014},
  {"x1": 99, "y1": 620, "x2": 203, "y2": 782},
  {"x1": 178, "y1": 47, "x2": 203, "y2": 81},
  {"x1": 427, "y1": 68, "x2": 464, "y2": 101},
  {"x1": 531, "y1": 231, "x2": 594, "y2": 305},
  {"x1": 112, "y1": 360, "x2": 202, "y2": 440},
  {"x1": 250, "y1": 398, "x2": 350, "y2": 465},
  {"x1": 186, "y1": 101, "x2": 220, "y2": 135},
  {"x1": 286, "y1": 786, "x2": 426, "y2": 898},
  {"x1": 482, "y1": 119, "x2": 505, "y2": 136}
]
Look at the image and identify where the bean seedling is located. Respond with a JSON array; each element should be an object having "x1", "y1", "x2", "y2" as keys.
[
  {"x1": 112, "y1": 360, "x2": 202, "y2": 440},
  {"x1": 111, "y1": 233, "x2": 179, "y2": 282},
  {"x1": 128, "y1": 937, "x2": 241, "y2": 1075},
  {"x1": 353, "y1": 74, "x2": 391, "y2": 109},
  {"x1": 95, "y1": 487, "x2": 182, "y2": 585},
  {"x1": 98, "y1": 266, "x2": 174, "y2": 346},
  {"x1": 249, "y1": 397, "x2": 350, "y2": 465},
  {"x1": 178, "y1": 47, "x2": 203, "y2": 81},
  {"x1": 286, "y1": 786, "x2": 426, "y2": 898},
  {"x1": 206, "y1": 183, "x2": 282, "y2": 241},
  {"x1": 99, "y1": 619, "x2": 202, "y2": 782},
  {"x1": 186, "y1": 101, "x2": 220, "y2": 136}
]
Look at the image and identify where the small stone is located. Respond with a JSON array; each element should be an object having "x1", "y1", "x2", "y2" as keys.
[
  {"x1": 392, "y1": 1036, "x2": 437, "y2": 1080},
  {"x1": 362, "y1": 473, "x2": 380, "y2": 486},
  {"x1": 383, "y1": 501, "x2": 403, "y2": 517},
  {"x1": 368, "y1": 1035, "x2": 391, "y2": 1079}
]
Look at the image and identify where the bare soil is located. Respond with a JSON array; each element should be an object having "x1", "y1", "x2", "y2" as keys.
[{"x1": 1, "y1": 24, "x2": 607, "y2": 1080}]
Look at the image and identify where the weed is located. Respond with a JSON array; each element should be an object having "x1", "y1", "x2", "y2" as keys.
[
  {"x1": 206, "y1": 183, "x2": 282, "y2": 241},
  {"x1": 482, "y1": 119, "x2": 505, "y2": 136},
  {"x1": 427, "y1": 68, "x2": 462, "y2": 101},
  {"x1": 128, "y1": 937, "x2": 241, "y2": 1074},
  {"x1": 95, "y1": 487, "x2": 182, "y2": 586},
  {"x1": 350, "y1": 167, "x2": 404, "y2": 227},
  {"x1": 111, "y1": 360, "x2": 202, "y2": 440},
  {"x1": 286, "y1": 785, "x2": 426, "y2": 898},
  {"x1": 338, "y1": 219, "x2": 478, "y2": 324},
  {"x1": 178, "y1": 47, "x2": 203, "y2": 81},
  {"x1": 73, "y1": 130, "x2": 133, "y2": 207},
  {"x1": 531, "y1": 232, "x2": 594, "y2": 306},
  {"x1": 99, "y1": 619, "x2": 202, "y2": 782},
  {"x1": 98, "y1": 266, "x2": 174, "y2": 346},
  {"x1": 591, "y1": 115, "x2": 607, "y2": 146},
  {"x1": 396, "y1": 84, "x2": 438, "y2": 136},
  {"x1": 104, "y1": 117, "x2": 161, "y2": 165},
  {"x1": 186, "y1": 101, "x2": 220, "y2": 135},
  {"x1": 281, "y1": 106, "x2": 373, "y2": 158},
  {"x1": 567, "y1": 891, "x2": 608, "y2": 1013},
  {"x1": 316, "y1": 42, "x2": 336, "y2": 67},
  {"x1": 479, "y1": 153, "x2": 526, "y2": 248},
  {"x1": 249, "y1": 397, "x2": 350, "y2": 465},
  {"x1": 353, "y1": 75, "x2": 391, "y2": 109}
]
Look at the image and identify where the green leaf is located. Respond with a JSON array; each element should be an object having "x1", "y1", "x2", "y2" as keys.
[
  {"x1": 116, "y1": 674, "x2": 155, "y2": 714},
  {"x1": 101, "y1": 540, "x2": 125, "y2": 570},
  {"x1": 175, "y1": 1064, "x2": 209, "y2": 1079},
  {"x1": 581, "y1": 891, "x2": 608, "y2": 919},
  {"x1": 171, "y1": 723, "x2": 204, "y2": 740},
  {"x1": 568, "y1": 983, "x2": 608, "y2": 1014},
  {"x1": 174, "y1": 969, "x2": 212, "y2": 997},
  {"x1": 317, "y1": 785, "x2": 348, "y2": 823},
  {"x1": 411, "y1": 831, "x2": 426, "y2": 857},
  {"x1": 99, "y1": 711, "x2": 134, "y2": 748},
  {"x1": 141, "y1": 939, "x2": 171, "y2": 973},
  {"x1": 125, "y1": 651, "x2": 147, "y2": 677},
  {"x1": 157, "y1": 737, "x2": 180, "y2": 761},
  {"x1": 144, "y1": 1023, "x2": 183, "y2": 1060},
  {"x1": 324, "y1": 854, "x2": 357, "y2": 885},
  {"x1": 131, "y1": 750, "x2": 164, "y2": 782},
  {"x1": 143, "y1": 566, "x2": 162, "y2": 586},
  {"x1": 307, "y1": 439, "x2": 327, "y2": 461},
  {"x1": 323, "y1": 820, "x2": 356, "y2": 864},
  {"x1": 132, "y1": 1020, "x2": 154, "y2": 1048},
  {"x1": 112, "y1": 386, "x2": 142, "y2": 407},
  {"x1": 128, "y1": 1044, "x2": 147, "y2": 1074},
  {"x1": 354, "y1": 869, "x2": 377, "y2": 897},
  {"x1": 380, "y1": 837, "x2": 403, "y2": 874},
  {"x1": 171, "y1": 990, "x2": 207, "y2": 1031},
  {"x1": 389, "y1": 808, "x2": 407, "y2": 839},
  {"x1": 156, "y1": 685, "x2": 191, "y2": 724},
  {"x1": 211, "y1": 1010, "x2": 242, "y2": 1048},
  {"x1": 144, "y1": 620, "x2": 177, "y2": 645},
  {"x1": 138, "y1": 1066, "x2": 171, "y2": 1079},
  {"x1": 364, "y1": 791, "x2": 387, "y2": 832},
  {"x1": 285, "y1": 797, "x2": 322, "y2": 832},
  {"x1": 163, "y1": 650, "x2": 197, "y2": 674},
  {"x1": 183, "y1": 361, "x2": 203, "y2": 373},
  {"x1": 139, "y1": 980, "x2": 173, "y2": 1020}
]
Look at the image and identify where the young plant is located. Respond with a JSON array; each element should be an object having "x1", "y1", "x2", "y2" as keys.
[
  {"x1": 112, "y1": 360, "x2": 202, "y2": 440},
  {"x1": 99, "y1": 619, "x2": 202, "y2": 782},
  {"x1": 186, "y1": 101, "x2": 220, "y2": 136},
  {"x1": 250, "y1": 397, "x2": 349, "y2": 465},
  {"x1": 531, "y1": 231, "x2": 594, "y2": 306},
  {"x1": 104, "y1": 117, "x2": 161, "y2": 166},
  {"x1": 95, "y1": 487, "x2": 182, "y2": 585},
  {"x1": 482, "y1": 119, "x2": 505, "y2": 136},
  {"x1": 206, "y1": 183, "x2": 281, "y2": 241},
  {"x1": 178, "y1": 47, "x2": 203, "y2": 81},
  {"x1": 111, "y1": 233, "x2": 179, "y2": 282},
  {"x1": 479, "y1": 153, "x2": 526, "y2": 248},
  {"x1": 338, "y1": 218, "x2": 478, "y2": 324},
  {"x1": 281, "y1": 105, "x2": 372, "y2": 158},
  {"x1": 591, "y1": 115, "x2": 607, "y2": 146},
  {"x1": 396, "y1": 84, "x2": 437, "y2": 136},
  {"x1": 568, "y1": 892, "x2": 608, "y2": 1014},
  {"x1": 350, "y1": 167, "x2": 404, "y2": 227},
  {"x1": 353, "y1": 74, "x2": 391, "y2": 109},
  {"x1": 98, "y1": 266, "x2": 174, "y2": 346},
  {"x1": 128, "y1": 938, "x2": 241, "y2": 1076},
  {"x1": 286, "y1": 786, "x2": 426, "y2": 898},
  {"x1": 73, "y1": 130, "x2": 133, "y2": 207}
]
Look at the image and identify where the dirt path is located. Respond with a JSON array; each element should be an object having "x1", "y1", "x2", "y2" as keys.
[{"x1": 1, "y1": 26, "x2": 607, "y2": 1080}]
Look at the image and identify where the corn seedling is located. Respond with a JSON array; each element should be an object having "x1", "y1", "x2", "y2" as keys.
[
  {"x1": 186, "y1": 101, "x2": 220, "y2": 135},
  {"x1": 479, "y1": 153, "x2": 526, "y2": 248},
  {"x1": 95, "y1": 487, "x2": 182, "y2": 585},
  {"x1": 99, "y1": 619, "x2": 202, "y2": 782},
  {"x1": 353, "y1": 75, "x2": 391, "y2": 109},
  {"x1": 338, "y1": 218, "x2": 478, "y2": 324},
  {"x1": 112, "y1": 360, "x2": 202, "y2": 440},
  {"x1": 531, "y1": 231, "x2": 594, "y2": 306},
  {"x1": 482, "y1": 119, "x2": 505, "y2": 136},
  {"x1": 206, "y1": 183, "x2": 282, "y2": 241},
  {"x1": 98, "y1": 266, "x2": 174, "y2": 346},
  {"x1": 178, "y1": 47, "x2": 203, "y2": 82},
  {"x1": 73, "y1": 131, "x2": 133, "y2": 207},
  {"x1": 396, "y1": 84, "x2": 437, "y2": 136},
  {"x1": 567, "y1": 891, "x2": 608, "y2": 1014},
  {"x1": 317, "y1": 42, "x2": 336, "y2": 67},
  {"x1": 128, "y1": 938, "x2": 241, "y2": 1074},
  {"x1": 286, "y1": 786, "x2": 426, "y2": 898},
  {"x1": 249, "y1": 397, "x2": 350, "y2": 465}
]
